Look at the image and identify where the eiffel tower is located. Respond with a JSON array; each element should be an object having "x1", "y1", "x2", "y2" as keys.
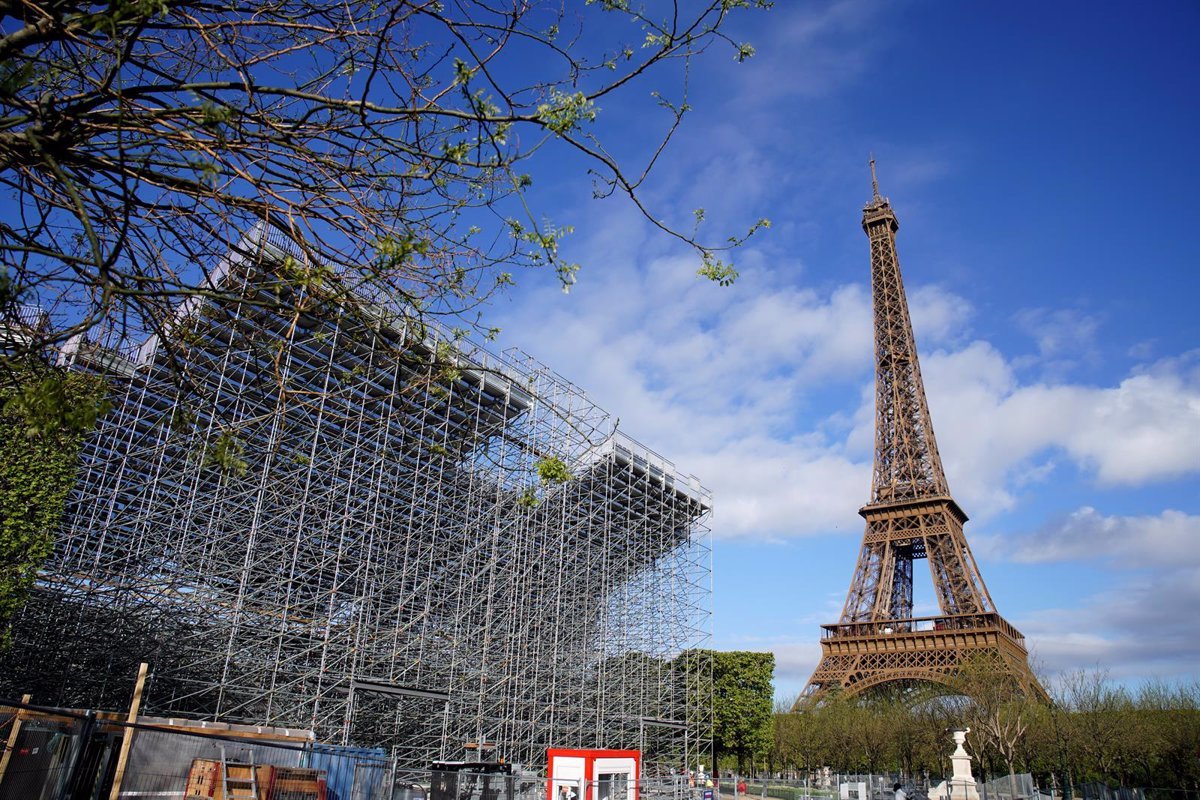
[{"x1": 800, "y1": 161, "x2": 1045, "y2": 701}]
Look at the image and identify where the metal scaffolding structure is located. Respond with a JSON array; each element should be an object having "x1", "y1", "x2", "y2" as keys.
[{"x1": 0, "y1": 231, "x2": 713, "y2": 771}]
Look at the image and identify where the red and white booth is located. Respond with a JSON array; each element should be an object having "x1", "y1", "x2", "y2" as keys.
[{"x1": 546, "y1": 749, "x2": 639, "y2": 800}]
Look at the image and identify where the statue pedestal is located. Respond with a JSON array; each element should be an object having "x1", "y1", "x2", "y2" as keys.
[
  {"x1": 944, "y1": 779, "x2": 980, "y2": 800},
  {"x1": 931, "y1": 729, "x2": 979, "y2": 800},
  {"x1": 947, "y1": 729, "x2": 979, "y2": 800}
]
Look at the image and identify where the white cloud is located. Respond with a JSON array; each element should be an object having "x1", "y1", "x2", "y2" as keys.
[
  {"x1": 1000, "y1": 507, "x2": 1200, "y2": 569},
  {"x1": 1022, "y1": 566, "x2": 1200, "y2": 682},
  {"x1": 698, "y1": 437, "x2": 866, "y2": 539},
  {"x1": 1014, "y1": 307, "x2": 1101, "y2": 363},
  {"x1": 720, "y1": 283, "x2": 871, "y2": 383},
  {"x1": 770, "y1": 640, "x2": 825, "y2": 685},
  {"x1": 909, "y1": 284, "x2": 974, "y2": 347},
  {"x1": 920, "y1": 346, "x2": 1200, "y2": 517},
  {"x1": 498, "y1": 241, "x2": 876, "y2": 538},
  {"x1": 975, "y1": 507, "x2": 1200, "y2": 682},
  {"x1": 1056, "y1": 368, "x2": 1200, "y2": 484},
  {"x1": 723, "y1": 0, "x2": 889, "y2": 104}
]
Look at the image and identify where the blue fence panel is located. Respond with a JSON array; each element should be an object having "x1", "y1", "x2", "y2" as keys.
[{"x1": 308, "y1": 742, "x2": 389, "y2": 800}]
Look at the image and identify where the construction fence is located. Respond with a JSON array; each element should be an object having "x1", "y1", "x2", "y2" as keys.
[
  {"x1": 1, "y1": 699, "x2": 699, "y2": 800},
  {"x1": 0, "y1": 698, "x2": 383, "y2": 800}
]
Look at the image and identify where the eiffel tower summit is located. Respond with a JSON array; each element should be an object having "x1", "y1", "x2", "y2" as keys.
[{"x1": 801, "y1": 160, "x2": 1046, "y2": 701}]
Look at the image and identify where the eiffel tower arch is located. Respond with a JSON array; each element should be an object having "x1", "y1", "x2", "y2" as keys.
[{"x1": 800, "y1": 161, "x2": 1046, "y2": 703}]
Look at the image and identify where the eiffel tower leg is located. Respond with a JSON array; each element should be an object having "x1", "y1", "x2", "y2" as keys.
[
  {"x1": 888, "y1": 548, "x2": 913, "y2": 624},
  {"x1": 868, "y1": 541, "x2": 899, "y2": 622},
  {"x1": 925, "y1": 528, "x2": 993, "y2": 617},
  {"x1": 927, "y1": 534, "x2": 974, "y2": 616},
  {"x1": 842, "y1": 541, "x2": 885, "y2": 621}
]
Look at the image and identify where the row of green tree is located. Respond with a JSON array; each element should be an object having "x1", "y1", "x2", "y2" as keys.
[{"x1": 759, "y1": 672, "x2": 1200, "y2": 792}]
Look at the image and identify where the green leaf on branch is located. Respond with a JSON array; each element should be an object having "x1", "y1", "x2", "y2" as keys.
[
  {"x1": 697, "y1": 253, "x2": 739, "y2": 286},
  {"x1": 536, "y1": 456, "x2": 573, "y2": 485},
  {"x1": 206, "y1": 430, "x2": 248, "y2": 476},
  {"x1": 585, "y1": 0, "x2": 630, "y2": 10},
  {"x1": 3, "y1": 369, "x2": 110, "y2": 439},
  {"x1": 374, "y1": 232, "x2": 432, "y2": 272},
  {"x1": 536, "y1": 90, "x2": 597, "y2": 135},
  {"x1": 452, "y1": 58, "x2": 475, "y2": 86},
  {"x1": 555, "y1": 261, "x2": 580, "y2": 292},
  {"x1": 200, "y1": 101, "x2": 235, "y2": 129},
  {"x1": 434, "y1": 341, "x2": 462, "y2": 384}
]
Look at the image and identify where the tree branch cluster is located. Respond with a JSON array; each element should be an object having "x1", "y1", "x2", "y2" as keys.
[{"x1": 0, "y1": 0, "x2": 771, "y2": 358}]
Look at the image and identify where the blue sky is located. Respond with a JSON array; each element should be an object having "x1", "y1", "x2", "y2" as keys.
[{"x1": 489, "y1": 1, "x2": 1200, "y2": 699}]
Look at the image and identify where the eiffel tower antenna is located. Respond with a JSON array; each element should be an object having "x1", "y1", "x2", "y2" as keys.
[{"x1": 798, "y1": 161, "x2": 1046, "y2": 702}]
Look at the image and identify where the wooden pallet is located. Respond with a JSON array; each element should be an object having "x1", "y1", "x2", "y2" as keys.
[{"x1": 185, "y1": 758, "x2": 327, "y2": 800}]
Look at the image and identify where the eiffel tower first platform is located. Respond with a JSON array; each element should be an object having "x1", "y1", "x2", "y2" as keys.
[{"x1": 800, "y1": 162, "x2": 1045, "y2": 702}]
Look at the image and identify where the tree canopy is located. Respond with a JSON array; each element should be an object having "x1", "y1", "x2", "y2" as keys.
[
  {"x1": 0, "y1": 0, "x2": 772, "y2": 359},
  {"x1": 771, "y1": 673, "x2": 1200, "y2": 792},
  {"x1": 0, "y1": 357, "x2": 107, "y2": 635},
  {"x1": 712, "y1": 649, "x2": 774, "y2": 773}
]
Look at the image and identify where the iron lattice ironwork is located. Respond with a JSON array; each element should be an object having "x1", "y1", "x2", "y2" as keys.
[
  {"x1": 0, "y1": 230, "x2": 714, "y2": 770},
  {"x1": 800, "y1": 163, "x2": 1045, "y2": 701}
]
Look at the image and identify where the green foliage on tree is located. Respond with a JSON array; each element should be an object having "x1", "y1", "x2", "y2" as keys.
[
  {"x1": 507, "y1": 456, "x2": 574, "y2": 510},
  {"x1": 0, "y1": 359, "x2": 108, "y2": 638},
  {"x1": 205, "y1": 429, "x2": 248, "y2": 476},
  {"x1": 711, "y1": 650, "x2": 775, "y2": 773},
  {"x1": 536, "y1": 456, "x2": 573, "y2": 485}
]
